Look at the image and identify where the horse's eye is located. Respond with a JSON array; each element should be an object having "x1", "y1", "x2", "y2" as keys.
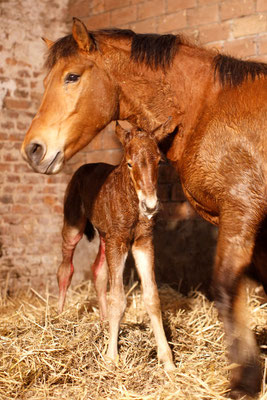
[
  {"x1": 127, "y1": 162, "x2": 132, "y2": 168},
  {"x1": 65, "y1": 73, "x2": 80, "y2": 83}
]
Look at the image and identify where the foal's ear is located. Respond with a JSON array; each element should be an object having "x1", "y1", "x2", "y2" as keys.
[
  {"x1": 152, "y1": 116, "x2": 173, "y2": 139},
  {"x1": 115, "y1": 122, "x2": 130, "y2": 145},
  {"x1": 42, "y1": 37, "x2": 54, "y2": 49},
  {"x1": 72, "y1": 17, "x2": 95, "y2": 53}
]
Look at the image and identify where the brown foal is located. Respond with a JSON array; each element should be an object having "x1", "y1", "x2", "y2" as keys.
[{"x1": 57, "y1": 121, "x2": 175, "y2": 371}]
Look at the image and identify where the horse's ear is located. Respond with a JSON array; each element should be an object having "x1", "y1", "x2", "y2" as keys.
[
  {"x1": 42, "y1": 37, "x2": 54, "y2": 49},
  {"x1": 72, "y1": 17, "x2": 95, "y2": 53},
  {"x1": 152, "y1": 116, "x2": 173, "y2": 140},
  {"x1": 115, "y1": 121, "x2": 130, "y2": 145}
]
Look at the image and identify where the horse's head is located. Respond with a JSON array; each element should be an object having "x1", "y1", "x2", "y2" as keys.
[
  {"x1": 21, "y1": 18, "x2": 119, "y2": 174},
  {"x1": 116, "y1": 119, "x2": 172, "y2": 219}
]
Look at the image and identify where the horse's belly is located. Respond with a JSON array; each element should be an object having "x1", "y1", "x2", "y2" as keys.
[
  {"x1": 181, "y1": 182, "x2": 219, "y2": 226},
  {"x1": 172, "y1": 120, "x2": 267, "y2": 228},
  {"x1": 169, "y1": 139, "x2": 221, "y2": 226}
]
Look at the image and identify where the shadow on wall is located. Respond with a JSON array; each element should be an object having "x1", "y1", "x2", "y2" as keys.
[
  {"x1": 153, "y1": 215, "x2": 217, "y2": 298},
  {"x1": 122, "y1": 214, "x2": 217, "y2": 299}
]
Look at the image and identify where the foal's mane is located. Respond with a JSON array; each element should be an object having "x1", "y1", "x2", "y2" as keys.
[{"x1": 45, "y1": 28, "x2": 267, "y2": 87}]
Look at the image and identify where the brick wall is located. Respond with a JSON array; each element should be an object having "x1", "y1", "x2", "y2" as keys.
[
  {"x1": 0, "y1": 0, "x2": 266, "y2": 295},
  {"x1": 69, "y1": 0, "x2": 267, "y2": 60},
  {"x1": 0, "y1": 0, "x2": 70, "y2": 294}
]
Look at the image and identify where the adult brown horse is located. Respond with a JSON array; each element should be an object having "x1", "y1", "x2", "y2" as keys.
[{"x1": 21, "y1": 18, "x2": 267, "y2": 398}]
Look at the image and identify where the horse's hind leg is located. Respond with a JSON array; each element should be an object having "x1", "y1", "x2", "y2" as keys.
[
  {"x1": 91, "y1": 235, "x2": 108, "y2": 320},
  {"x1": 213, "y1": 211, "x2": 263, "y2": 398},
  {"x1": 132, "y1": 234, "x2": 175, "y2": 372},
  {"x1": 57, "y1": 219, "x2": 85, "y2": 313}
]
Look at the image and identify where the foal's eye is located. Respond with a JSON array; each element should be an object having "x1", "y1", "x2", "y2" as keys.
[
  {"x1": 65, "y1": 73, "x2": 80, "y2": 83},
  {"x1": 127, "y1": 162, "x2": 132, "y2": 168}
]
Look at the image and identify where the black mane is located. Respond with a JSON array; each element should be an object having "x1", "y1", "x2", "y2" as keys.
[
  {"x1": 214, "y1": 54, "x2": 267, "y2": 87},
  {"x1": 45, "y1": 28, "x2": 180, "y2": 70},
  {"x1": 99, "y1": 29, "x2": 180, "y2": 69}
]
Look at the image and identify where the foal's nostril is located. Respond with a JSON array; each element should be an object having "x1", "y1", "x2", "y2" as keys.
[
  {"x1": 25, "y1": 142, "x2": 46, "y2": 165},
  {"x1": 141, "y1": 200, "x2": 158, "y2": 214}
]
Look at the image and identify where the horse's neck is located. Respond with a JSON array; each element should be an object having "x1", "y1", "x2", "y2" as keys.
[{"x1": 109, "y1": 44, "x2": 220, "y2": 139}]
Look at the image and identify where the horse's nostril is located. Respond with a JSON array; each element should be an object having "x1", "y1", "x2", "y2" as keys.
[{"x1": 25, "y1": 142, "x2": 46, "y2": 165}]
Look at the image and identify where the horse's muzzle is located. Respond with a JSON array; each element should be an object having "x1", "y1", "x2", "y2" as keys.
[
  {"x1": 25, "y1": 141, "x2": 46, "y2": 166},
  {"x1": 22, "y1": 141, "x2": 64, "y2": 174}
]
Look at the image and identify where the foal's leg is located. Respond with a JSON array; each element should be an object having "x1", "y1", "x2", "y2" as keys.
[
  {"x1": 91, "y1": 236, "x2": 108, "y2": 320},
  {"x1": 132, "y1": 230, "x2": 175, "y2": 371},
  {"x1": 213, "y1": 211, "x2": 263, "y2": 398},
  {"x1": 57, "y1": 220, "x2": 85, "y2": 313},
  {"x1": 105, "y1": 237, "x2": 128, "y2": 362}
]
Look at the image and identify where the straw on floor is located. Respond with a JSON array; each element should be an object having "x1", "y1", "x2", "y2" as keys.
[{"x1": 0, "y1": 280, "x2": 266, "y2": 400}]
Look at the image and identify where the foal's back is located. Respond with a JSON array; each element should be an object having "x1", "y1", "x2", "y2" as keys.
[
  {"x1": 64, "y1": 159, "x2": 140, "y2": 240},
  {"x1": 64, "y1": 162, "x2": 115, "y2": 228}
]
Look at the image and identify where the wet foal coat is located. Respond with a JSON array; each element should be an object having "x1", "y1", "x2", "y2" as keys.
[
  {"x1": 57, "y1": 122, "x2": 175, "y2": 371},
  {"x1": 21, "y1": 18, "x2": 267, "y2": 397}
]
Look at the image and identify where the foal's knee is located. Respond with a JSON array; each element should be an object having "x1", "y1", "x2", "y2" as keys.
[{"x1": 143, "y1": 290, "x2": 161, "y2": 313}]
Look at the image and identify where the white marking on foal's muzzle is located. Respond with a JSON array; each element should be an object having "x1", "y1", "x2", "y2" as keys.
[{"x1": 137, "y1": 190, "x2": 159, "y2": 219}]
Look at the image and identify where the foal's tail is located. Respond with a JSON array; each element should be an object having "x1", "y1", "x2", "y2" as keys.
[
  {"x1": 84, "y1": 219, "x2": 96, "y2": 242},
  {"x1": 64, "y1": 167, "x2": 96, "y2": 242}
]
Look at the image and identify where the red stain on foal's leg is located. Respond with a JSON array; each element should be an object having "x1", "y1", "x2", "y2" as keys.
[
  {"x1": 60, "y1": 262, "x2": 74, "y2": 290},
  {"x1": 92, "y1": 236, "x2": 106, "y2": 280},
  {"x1": 91, "y1": 236, "x2": 108, "y2": 320}
]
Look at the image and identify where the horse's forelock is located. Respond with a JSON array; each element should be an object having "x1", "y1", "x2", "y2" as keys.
[
  {"x1": 45, "y1": 32, "x2": 99, "y2": 69},
  {"x1": 45, "y1": 35, "x2": 78, "y2": 69}
]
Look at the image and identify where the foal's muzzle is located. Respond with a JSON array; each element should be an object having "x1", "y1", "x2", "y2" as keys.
[
  {"x1": 140, "y1": 199, "x2": 159, "y2": 219},
  {"x1": 22, "y1": 140, "x2": 64, "y2": 174}
]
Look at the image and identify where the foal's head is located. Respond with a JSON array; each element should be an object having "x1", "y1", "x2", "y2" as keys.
[{"x1": 116, "y1": 120, "x2": 171, "y2": 219}]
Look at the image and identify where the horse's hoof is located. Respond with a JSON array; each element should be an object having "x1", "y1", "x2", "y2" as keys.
[
  {"x1": 229, "y1": 361, "x2": 262, "y2": 399},
  {"x1": 229, "y1": 387, "x2": 255, "y2": 399}
]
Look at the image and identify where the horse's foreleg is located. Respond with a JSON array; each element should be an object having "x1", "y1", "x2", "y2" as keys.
[
  {"x1": 132, "y1": 236, "x2": 175, "y2": 372},
  {"x1": 57, "y1": 221, "x2": 85, "y2": 313},
  {"x1": 105, "y1": 239, "x2": 128, "y2": 363},
  {"x1": 213, "y1": 216, "x2": 262, "y2": 398},
  {"x1": 251, "y1": 217, "x2": 267, "y2": 293},
  {"x1": 91, "y1": 236, "x2": 108, "y2": 320}
]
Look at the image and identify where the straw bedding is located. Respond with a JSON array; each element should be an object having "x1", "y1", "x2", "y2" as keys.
[{"x1": 0, "y1": 281, "x2": 266, "y2": 400}]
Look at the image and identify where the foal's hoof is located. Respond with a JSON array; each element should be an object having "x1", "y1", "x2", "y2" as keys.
[
  {"x1": 163, "y1": 360, "x2": 176, "y2": 373},
  {"x1": 103, "y1": 354, "x2": 119, "y2": 369}
]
